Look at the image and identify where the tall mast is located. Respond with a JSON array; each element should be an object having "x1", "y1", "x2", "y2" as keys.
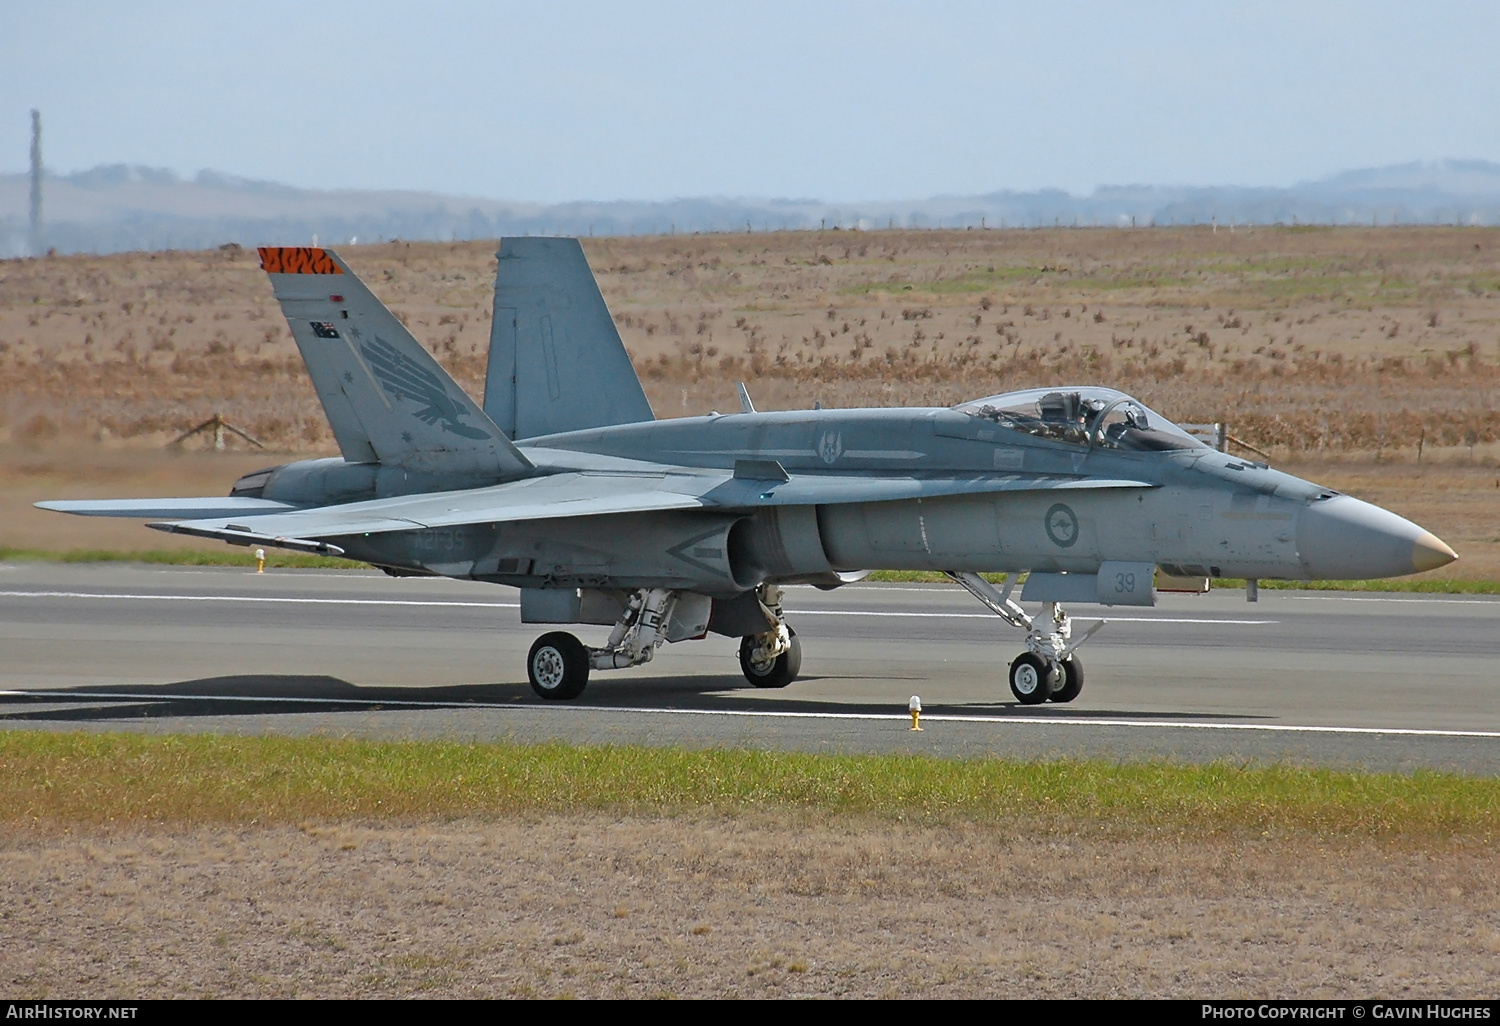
[{"x1": 28, "y1": 109, "x2": 43, "y2": 257}]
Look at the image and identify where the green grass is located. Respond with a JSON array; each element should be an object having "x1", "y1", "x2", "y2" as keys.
[
  {"x1": 1210, "y1": 576, "x2": 1500, "y2": 595},
  {"x1": 866, "y1": 570, "x2": 1008, "y2": 584},
  {"x1": 0, "y1": 732, "x2": 1494, "y2": 839},
  {"x1": 836, "y1": 256, "x2": 1451, "y2": 303},
  {"x1": 843, "y1": 265, "x2": 1048, "y2": 296},
  {"x1": 867, "y1": 570, "x2": 1499, "y2": 593},
  {"x1": 0, "y1": 547, "x2": 367, "y2": 570}
]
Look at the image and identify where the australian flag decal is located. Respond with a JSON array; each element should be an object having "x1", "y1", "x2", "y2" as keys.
[{"x1": 310, "y1": 322, "x2": 341, "y2": 339}]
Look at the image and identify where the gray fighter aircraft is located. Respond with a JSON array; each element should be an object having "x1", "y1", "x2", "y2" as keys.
[{"x1": 39, "y1": 241, "x2": 1458, "y2": 704}]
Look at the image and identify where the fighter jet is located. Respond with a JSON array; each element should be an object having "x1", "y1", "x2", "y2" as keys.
[{"x1": 38, "y1": 240, "x2": 1458, "y2": 704}]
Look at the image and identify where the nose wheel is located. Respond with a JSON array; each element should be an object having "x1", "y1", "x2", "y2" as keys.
[
  {"x1": 1008, "y1": 652, "x2": 1084, "y2": 704},
  {"x1": 1008, "y1": 653, "x2": 1052, "y2": 704},
  {"x1": 1050, "y1": 655, "x2": 1084, "y2": 703}
]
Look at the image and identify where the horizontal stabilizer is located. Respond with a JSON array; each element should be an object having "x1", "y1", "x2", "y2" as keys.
[
  {"x1": 146, "y1": 522, "x2": 345, "y2": 557},
  {"x1": 35, "y1": 497, "x2": 302, "y2": 519},
  {"x1": 157, "y1": 472, "x2": 708, "y2": 540}
]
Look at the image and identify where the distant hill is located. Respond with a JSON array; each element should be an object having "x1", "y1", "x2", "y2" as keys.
[{"x1": 5, "y1": 159, "x2": 1500, "y2": 256}]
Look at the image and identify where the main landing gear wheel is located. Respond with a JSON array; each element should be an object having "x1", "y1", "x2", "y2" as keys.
[
  {"x1": 528, "y1": 632, "x2": 590, "y2": 701},
  {"x1": 1049, "y1": 655, "x2": 1084, "y2": 703},
  {"x1": 1008, "y1": 653, "x2": 1055, "y2": 705},
  {"x1": 739, "y1": 628, "x2": 802, "y2": 688}
]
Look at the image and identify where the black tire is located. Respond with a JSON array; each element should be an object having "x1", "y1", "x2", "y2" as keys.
[
  {"x1": 1008, "y1": 652, "x2": 1054, "y2": 705},
  {"x1": 739, "y1": 628, "x2": 801, "y2": 688},
  {"x1": 527, "y1": 632, "x2": 590, "y2": 701},
  {"x1": 1048, "y1": 655, "x2": 1084, "y2": 703}
]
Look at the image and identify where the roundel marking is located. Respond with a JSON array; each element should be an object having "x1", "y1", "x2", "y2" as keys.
[{"x1": 1044, "y1": 502, "x2": 1079, "y2": 548}]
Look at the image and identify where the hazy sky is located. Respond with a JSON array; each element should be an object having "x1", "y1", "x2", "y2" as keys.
[{"x1": 3, "y1": 1, "x2": 1498, "y2": 202}]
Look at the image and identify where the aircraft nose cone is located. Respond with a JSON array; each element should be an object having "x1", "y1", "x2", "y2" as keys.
[
  {"x1": 1296, "y1": 495, "x2": 1457, "y2": 580},
  {"x1": 1413, "y1": 531, "x2": 1458, "y2": 573}
]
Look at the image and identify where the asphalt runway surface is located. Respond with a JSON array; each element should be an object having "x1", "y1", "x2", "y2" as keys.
[{"x1": 2, "y1": 562, "x2": 1498, "y2": 774}]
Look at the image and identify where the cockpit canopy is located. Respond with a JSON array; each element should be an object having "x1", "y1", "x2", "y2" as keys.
[{"x1": 954, "y1": 387, "x2": 1207, "y2": 452}]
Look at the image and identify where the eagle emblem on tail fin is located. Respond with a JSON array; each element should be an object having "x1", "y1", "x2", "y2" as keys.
[{"x1": 358, "y1": 334, "x2": 491, "y2": 440}]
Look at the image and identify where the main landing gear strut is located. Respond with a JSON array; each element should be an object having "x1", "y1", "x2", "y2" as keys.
[
  {"x1": 737, "y1": 584, "x2": 801, "y2": 689},
  {"x1": 527, "y1": 587, "x2": 679, "y2": 701},
  {"x1": 526, "y1": 583, "x2": 802, "y2": 701},
  {"x1": 944, "y1": 571, "x2": 1104, "y2": 706}
]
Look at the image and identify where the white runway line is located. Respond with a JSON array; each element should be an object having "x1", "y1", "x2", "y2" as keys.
[
  {"x1": 0, "y1": 689, "x2": 497, "y2": 707},
  {"x1": 0, "y1": 590, "x2": 1274, "y2": 625},
  {"x1": 574, "y1": 706, "x2": 1500, "y2": 738},
  {"x1": 794, "y1": 610, "x2": 1276, "y2": 624},
  {"x1": 0, "y1": 689, "x2": 1496, "y2": 739},
  {"x1": 0, "y1": 590, "x2": 519, "y2": 609},
  {"x1": 1290, "y1": 595, "x2": 1500, "y2": 605}
]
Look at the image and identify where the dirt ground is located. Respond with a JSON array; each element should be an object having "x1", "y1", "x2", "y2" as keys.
[
  {"x1": 0, "y1": 444, "x2": 274, "y2": 555},
  {"x1": 0, "y1": 815, "x2": 1494, "y2": 999},
  {"x1": 2, "y1": 228, "x2": 1500, "y2": 454}
]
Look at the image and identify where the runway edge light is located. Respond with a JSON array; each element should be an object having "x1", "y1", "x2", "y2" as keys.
[{"x1": 909, "y1": 695, "x2": 922, "y2": 731}]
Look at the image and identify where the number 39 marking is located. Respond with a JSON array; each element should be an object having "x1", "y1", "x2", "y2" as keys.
[{"x1": 1115, "y1": 571, "x2": 1136, "y2": 593}]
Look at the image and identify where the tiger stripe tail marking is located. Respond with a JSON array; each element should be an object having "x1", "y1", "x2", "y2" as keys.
[{"x1": 258, "y1": 247, "x2": 343, "y2": 275}]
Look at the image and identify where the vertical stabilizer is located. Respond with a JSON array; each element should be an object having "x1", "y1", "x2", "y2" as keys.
[
  {"x1": 485, "y1": 237, "x2": 654, "y2": 440},
  {"x1": 260, "y1": 247, "x2": 531, "y2": 480}
]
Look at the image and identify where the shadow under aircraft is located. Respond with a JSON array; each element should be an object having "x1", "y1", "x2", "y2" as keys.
[{"x1": 0, "y1": 675, "x2": 1261, "y2": 725}]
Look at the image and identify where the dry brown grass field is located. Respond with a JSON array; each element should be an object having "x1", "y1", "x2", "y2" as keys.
[
  {"x1": 0, "y1": 226, "x2": 1496, "y2": 574},
  {"x1": 4, "y1": 815, "x2": 1497, "y2": 999}
]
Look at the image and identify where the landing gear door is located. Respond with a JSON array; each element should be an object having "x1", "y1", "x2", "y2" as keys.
[{"x1": 1096, "y1": 561, "x2": 1156, "y2": 606}]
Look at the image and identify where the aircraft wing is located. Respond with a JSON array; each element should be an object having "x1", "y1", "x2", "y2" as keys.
[{"x1": 145, "y1": 468, "x2": 1155, "y2": 549}]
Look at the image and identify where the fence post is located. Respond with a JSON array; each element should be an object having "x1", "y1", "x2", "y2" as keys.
[{"x1": 1179, "y1": 422, "x2": 1230, "y2": 452}]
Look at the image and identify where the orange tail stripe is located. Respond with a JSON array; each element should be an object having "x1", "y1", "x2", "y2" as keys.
[{"x1": 258, "y1": 247, "x2": 343, "y2": 275}]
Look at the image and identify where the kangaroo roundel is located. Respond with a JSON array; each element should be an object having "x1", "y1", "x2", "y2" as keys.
[{"x1": 1045, "y1": 502, "x2": 1079, "y2": 548}]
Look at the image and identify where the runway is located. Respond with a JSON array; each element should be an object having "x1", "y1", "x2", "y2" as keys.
[{"x1": 2, "y1": 561, "x2": 1498, "y2": 774}]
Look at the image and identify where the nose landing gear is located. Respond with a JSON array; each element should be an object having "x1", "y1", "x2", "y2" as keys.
[{"x1": 948, "y1": 571, "x2": 1099, "y2": 705}]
